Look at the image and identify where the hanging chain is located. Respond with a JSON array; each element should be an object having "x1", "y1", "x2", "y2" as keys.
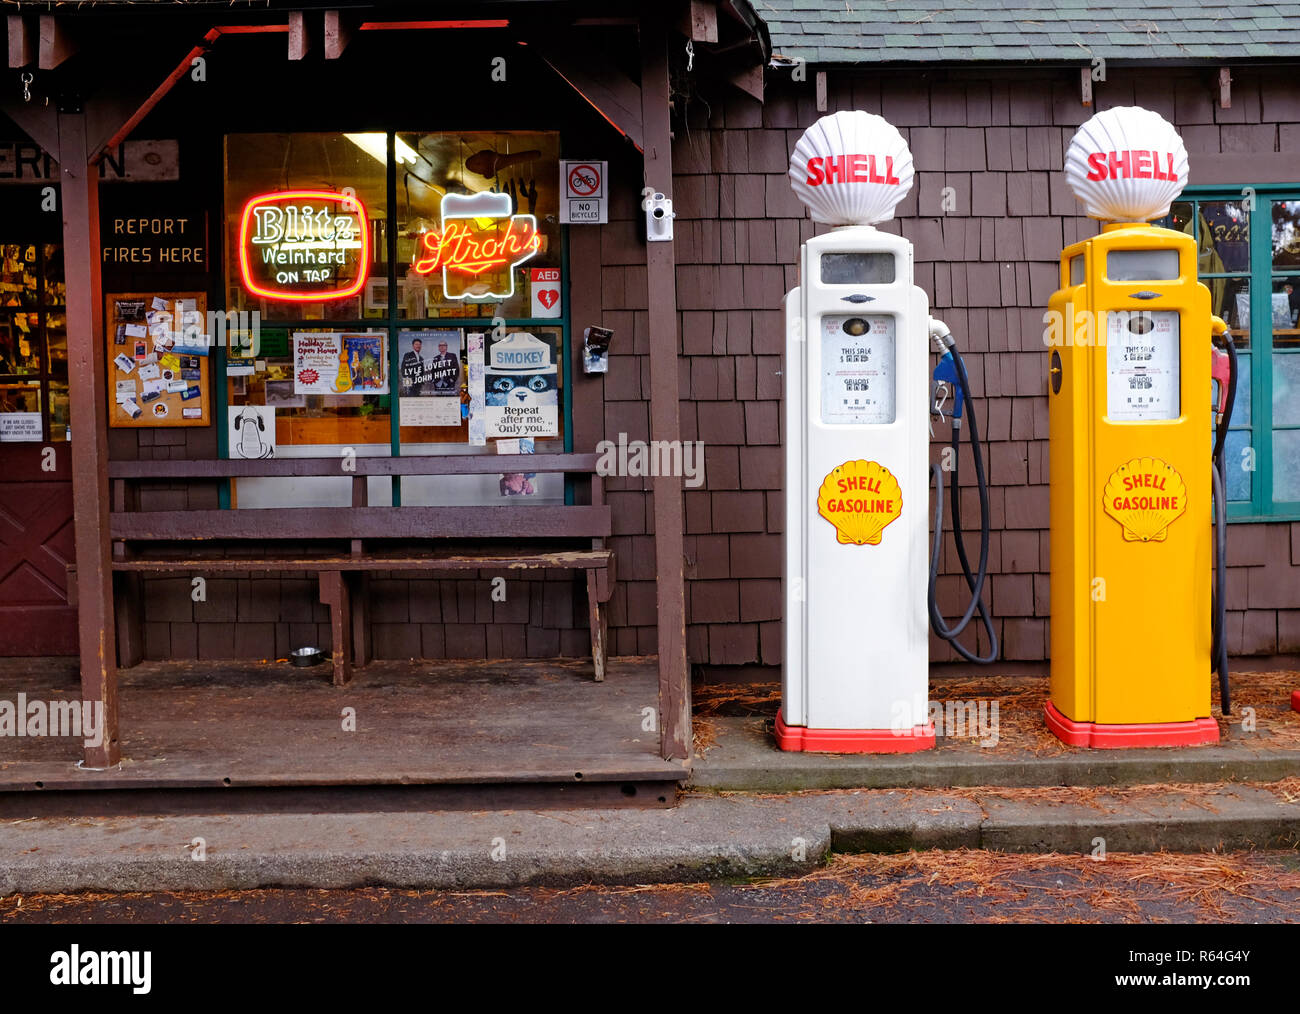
[
  {"x1": 20, "y1": 72, "x2": 32, "y2": 102},
  {"x1": 685, "y1": 40, "x2": 694, "y2": 72}
]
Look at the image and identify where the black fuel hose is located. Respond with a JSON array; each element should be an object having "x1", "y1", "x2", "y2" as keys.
[
  {"x1": 1210, "y1": 331, "x2": 1238, "y2": 714},
  {"x1": 928, "y1": 336, "x2": 999, "y2": 664}
]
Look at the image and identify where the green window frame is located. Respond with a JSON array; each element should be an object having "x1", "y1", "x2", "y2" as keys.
[{"x1": 1161, "y1": 186, "x2": 1300, "y2": 522}]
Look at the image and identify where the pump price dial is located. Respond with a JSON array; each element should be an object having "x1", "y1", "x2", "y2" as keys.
[
  {"x1": 1106, "y1": 309, "x2": 1180, "y2": 422},
  {"x1": 820, "y1": 314, "x2": 895, "y2": 425}
]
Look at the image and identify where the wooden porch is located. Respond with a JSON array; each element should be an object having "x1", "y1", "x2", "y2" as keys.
[{"x1": 0, "y1": 656, "x2": 686, "y2": 815}]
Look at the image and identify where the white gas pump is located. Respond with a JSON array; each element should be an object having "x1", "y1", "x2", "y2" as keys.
[{"x1": 778, "y1": 111, "x2": 997, "y2": 753}]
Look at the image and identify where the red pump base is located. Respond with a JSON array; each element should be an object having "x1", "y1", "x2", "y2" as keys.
[
  {"x1": 1044, "y1": 701, "x2": 1219, "y2": 749},
  {"x1": 1291, "y1": 690, "x2": 1300, "y2": 713},
  {"x1": 774, "y1": 709, "x2": 935, "y2": 753}
]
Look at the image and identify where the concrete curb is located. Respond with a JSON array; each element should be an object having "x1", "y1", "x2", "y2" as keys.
[
  {"x1": 689, "y1": 716, "x2": 1300, "y2": 791},
  {"x1": 2, "y1": 785, "x2": 1297, "y2": 895}
]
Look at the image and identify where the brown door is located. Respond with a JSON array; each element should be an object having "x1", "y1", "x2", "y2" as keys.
[
  {"x1": 0, "y1": 444, "x2": 76, "y2": 654},
  {"x1": 0, "y1": 234, "x2": 74, "y2": 655}
]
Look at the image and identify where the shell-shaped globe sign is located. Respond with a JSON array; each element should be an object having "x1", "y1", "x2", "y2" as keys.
[
  {"x1": 1064, "y1": 106, "x2": 1190, "y2": 223},
  {"x1": 1101, "y1": 456, "x2": 1188, "y2": 543},
  {"x1": 789, "y1": 111, "x2": 914, "y2": 226},
  {"x1": 816, "y1": 459, "x2": 903, "y2": 546}
]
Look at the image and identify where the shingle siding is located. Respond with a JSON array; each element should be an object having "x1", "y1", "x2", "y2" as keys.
[{"x1": 673, "y1": 64, "x2": 1300, "y2": 665}]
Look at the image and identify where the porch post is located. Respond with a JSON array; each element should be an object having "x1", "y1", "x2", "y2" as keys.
[
  {"x1": 58, "y1": 109, "x2": 119, "y2": 768},
  {"x1": 640, "y1": 15, "x2": 690, "y2": 762}
]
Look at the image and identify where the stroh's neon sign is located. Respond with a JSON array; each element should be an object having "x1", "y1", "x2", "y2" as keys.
[
  {"x1": 238, "y1": 189, "x2": 370, "y2": 302},
  {"x1": 412, "y1": 192, "x2": 540, "y2": 300}
]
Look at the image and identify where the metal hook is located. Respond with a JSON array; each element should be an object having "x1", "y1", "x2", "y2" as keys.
[
  {"x1": 685, "y1": 39, "x2": 694, "y2": 72},
  {"x1": 20, "y1": 72, "x2": 32, "y2": 103}
]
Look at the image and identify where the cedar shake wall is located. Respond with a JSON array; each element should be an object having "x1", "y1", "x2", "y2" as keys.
[
  {"x1": 672, "y1": 66, "x2": 1300, "y2": 667},
  {"x1": 117, "y1": 59, "x2": 1300, "y2": 666}
]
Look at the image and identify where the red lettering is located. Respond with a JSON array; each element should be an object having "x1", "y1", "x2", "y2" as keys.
[
  {"x1": 806, "y1": 156, "x2": 824, "y2": 186},
  {"x1": 884, "y1": 155, "x2": 900, "y2": 185},
  {"x1": 1164, "y1": 151, "x2": 1175, "y2": 182},
  {"x1": 1086, "y1": 152, "x2": 1107, "y2": 181},
  {"x1": 1133, "y1": 150, "x2": 1151, "y2": 179},
  {"x1": 1107, "y1": 150, "x2": 1131, "y2": 180},
  {"x1": 848, "y1": 153, "x2": 868, "y2": 183}
]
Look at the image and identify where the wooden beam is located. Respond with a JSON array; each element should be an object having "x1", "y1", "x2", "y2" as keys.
[
  {"x1": 1219, "y1": 66, "x2": 1232, "y2": 109},
  {"x1": 731, "y1": 63, "x2": 763, "y2": 102},
  {"x1": 541, "y1": 48, "x2": 643, "y2": 152},
  {"x1": 8, "y1": 14, "x2": 33, "y2": 68},
  {"x1": 1080, "y1": 65, "x2": 1093, "y2": 107},
  {"x1": 37, "y1": 14, "x2": 74, "y2": 71},
  {"x1": 324, "y1": 10, "x2": 355, "y2": 59},
  {"x1": 289, "y1": 11, "x2": 311, "y2": 61},
  {"x1": 677, "y1": 1, "x2": 718, "y2": 43},
  {"x1": 640, "y1": 18, "x2": 690, "y2": 764},
  {"x1": 57, "y1": 110, "x2": 119, "y2": 768},
  {"x1": 815, "y1": 69, "x2": 827, "y2": 112}
]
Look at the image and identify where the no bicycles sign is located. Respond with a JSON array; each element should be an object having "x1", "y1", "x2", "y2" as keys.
[{"x1": 560, "y1": 160, "x2": 608, "y2": 224}]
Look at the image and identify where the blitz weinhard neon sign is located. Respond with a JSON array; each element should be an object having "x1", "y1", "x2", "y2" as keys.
[
  {"x1": 239, "y1": 189, "x2": 370, "y2": 302},
  {"x1": 412, "y1": 191, "x2": 541, "y2": 301}
]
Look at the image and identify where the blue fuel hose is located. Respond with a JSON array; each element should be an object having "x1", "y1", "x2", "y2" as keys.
[{"x1": 928, "y1": 335, "x2": 999, "y2": 665}]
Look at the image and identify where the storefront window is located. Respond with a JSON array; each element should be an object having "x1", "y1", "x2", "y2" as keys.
[
  {"x1": 222, "y1": 130, "x2": 568, "y2": 505},
  {"x1": 0, "y1": 240, "x2": 66, "y2": 442}
]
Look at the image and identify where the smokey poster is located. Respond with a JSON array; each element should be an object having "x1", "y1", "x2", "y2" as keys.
[{"x1": 484, "y1": 331, "x2": 558, "y2": 438}]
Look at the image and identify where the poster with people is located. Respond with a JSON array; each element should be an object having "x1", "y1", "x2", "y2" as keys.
[
  {"x1": 398, "y1": 329, "x2": 462, "y2": 427},
  {"x1": 484, "y1": 331, "x2": 558, "y2": 438}
]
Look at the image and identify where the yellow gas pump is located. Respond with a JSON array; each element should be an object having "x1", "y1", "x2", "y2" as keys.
[{"x1": 1045, "y1": 107, "x2": 1234, "y2": 748}]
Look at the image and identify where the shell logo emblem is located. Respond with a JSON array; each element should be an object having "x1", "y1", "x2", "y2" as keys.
[
  {"x1": 1102, "y1": 456, "x2": 1187, "y2": 542},
  {"x1": 817, "y1": 460, "x2": 903, "y2": 546}
]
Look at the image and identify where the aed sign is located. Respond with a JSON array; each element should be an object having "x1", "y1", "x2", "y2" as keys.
[
  {"x1": 559, "y1": 160, "x2": 608, "y2": 224},
  {"x1": 238, "y1": 190, "x2": 369, "y2": 302},
  {"x1": 413, "y1": 191, "x2": 541, "y2": 301},
  {"x1": 530, "y1": 267, "x2": 561, "y2": 318}
]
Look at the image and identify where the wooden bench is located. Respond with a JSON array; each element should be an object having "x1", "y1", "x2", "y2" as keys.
[{"x1": 104, "y1": 453, "x2": 615, "y2": 685}]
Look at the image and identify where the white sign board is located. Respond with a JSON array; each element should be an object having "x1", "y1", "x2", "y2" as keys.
[
  {"x1": 0, "y1": 412, "x2": 42, "y2": 442},
  {"x1": 559, "y1": 160, "x2": 608, "y2": 224}
]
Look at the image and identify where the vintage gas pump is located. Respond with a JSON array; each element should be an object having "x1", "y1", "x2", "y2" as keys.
[
  {"x1": 777, "y1": 111, "x2": 997, "y2": 753},
  {"x1": 1046, "y1": 106, "x2": 1238, "y2": 747}
]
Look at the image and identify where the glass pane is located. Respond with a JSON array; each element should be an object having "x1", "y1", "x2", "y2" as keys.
[
  {"x1": 1275, "y1": 352, "x2": 1300, "y2": 427},
  {"x1": 1230, "y1": 352, "x2": 1252, "y2": 427},
  {"x1": 42, "y1": 243, "x2": 64, "y2": 306},
  {"x1": 1207, "y1": 276, "x2": 1251, "y2": 349},
  {"x1": 1274, "y1": 429, "x2": 1300, "y2": 502},
  {"x1": 0, "y1": 311, "x2": 40, "y2": 374},
  {"x1": 223, "y1": 133, "x2": 388, "y2": 321},
  {"x1": 1197, "y1": 201, "x2": 1251, "y2": 273},
  {"x1": 45, "y1": 312, "x2": 66, "y2": 386},
  {"x1": 228, "y1": 327, "x2": 391, "y2": 457},
  {"x1": 395, "y1": 131, "x2": 561, "y2": 321},
  {"x1": 1272, "y1": 200, "x2": 1300, "y2": 270},
  {"x1": 0, "y1": 381, "x2": 41, "y2": 442},
  {"x1": 1166, "y1": 201, "x2": 1194, "y2": 237},
  {"x1": 47, "y1": 381, "x2": 68, "y2": 441},
  {"x1": 1225, "y1": 428, "x2": 1252, "y2": 502}
]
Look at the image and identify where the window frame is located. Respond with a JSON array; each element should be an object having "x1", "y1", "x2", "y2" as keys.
[
  {"x1": 215, "y1": 129, "x2": 574, "y2": 508},
  {"x1": 1167, "y1": 184, "x2": 1300, "y2": 522}
]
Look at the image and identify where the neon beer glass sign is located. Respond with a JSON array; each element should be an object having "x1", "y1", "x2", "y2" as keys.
[
  {"x1": 412, "y1": 191, "x2": 541, "y2": 301},
  {"x1": 238, "y1": 189, "x2": 370, "y2": 302}
]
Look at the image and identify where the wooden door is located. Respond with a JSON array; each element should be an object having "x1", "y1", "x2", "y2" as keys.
[{"x1": 0, "y1": 444, "x2": 76, "y2": 654}]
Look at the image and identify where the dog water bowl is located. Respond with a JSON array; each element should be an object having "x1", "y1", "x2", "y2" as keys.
[{"x1": 290, "y1": 647, "x2": 325, "y2": 667}]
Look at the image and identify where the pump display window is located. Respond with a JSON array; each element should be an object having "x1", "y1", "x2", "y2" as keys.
[{"x1": 1164, "y1": 195, "x2": 1300, "y2": 515}]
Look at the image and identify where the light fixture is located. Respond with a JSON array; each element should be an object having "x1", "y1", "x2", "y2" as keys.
[{"x1": 345, "y1": 132, "x2": 419, "y2": 167}]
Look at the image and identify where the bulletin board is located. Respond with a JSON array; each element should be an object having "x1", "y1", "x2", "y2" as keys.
[{"x1": 105, "y1": 291, "x2": 211, "y2": 428}]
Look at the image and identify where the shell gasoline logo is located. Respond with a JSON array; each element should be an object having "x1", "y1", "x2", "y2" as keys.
[
  {"x1": 817, "y1": 460, "x2": 903, "y2": 546},
  {"x1": 1102, "y1": 456, "x2": 1188, "y2": 542}
]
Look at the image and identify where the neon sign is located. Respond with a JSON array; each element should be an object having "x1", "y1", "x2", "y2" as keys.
[
  {"x1": 412, "y1": 191, "x2": 540, "y2": 301},
  {"x1": 238, "y1": 189, "x2": 369, "y2": 302}
]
